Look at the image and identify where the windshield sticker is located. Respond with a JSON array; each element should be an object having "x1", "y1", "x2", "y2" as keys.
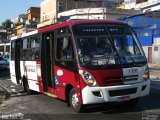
[
  {"x1": 120, "y1": 57, "x2": 127, "y2": 64},
  {"x1": 108, "y1": 58, "x2": 115, "y2": 64},
  {"x1": 92, "y1": 60, "x2": 98, "y2": 66},
  {"x1": 98, "y1": 59, "x2": 107, "y2": 65},
  {"x1": 78, "y1": 49, "x2": 81, "y2": 54}
]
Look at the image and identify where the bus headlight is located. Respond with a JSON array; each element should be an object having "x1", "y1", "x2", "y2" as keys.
[{"x1": 79, "y1": 70, "x2": 98, "y2": 87}]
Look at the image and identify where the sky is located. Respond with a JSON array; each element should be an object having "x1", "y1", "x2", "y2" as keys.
[{"x1": 0, "y1": 0, "x2": 43, "y2": 25}]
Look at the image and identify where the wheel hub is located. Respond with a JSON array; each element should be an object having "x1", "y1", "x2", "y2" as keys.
[{"x1": 71, "y1": 93, "x2": 79, "y2": 108}]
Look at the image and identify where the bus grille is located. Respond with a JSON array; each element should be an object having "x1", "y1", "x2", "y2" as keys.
[
  {"x1": 109, "y1": 88, "x2": 137, "y2": 97},
  {"x1": 105, "y1": 77, "x2": 123, "y2": 86},
  {"x1": 124, "y1": 75, "x2": 138, "y2": 82}
]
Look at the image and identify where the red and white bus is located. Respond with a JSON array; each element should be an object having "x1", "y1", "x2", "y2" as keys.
[{"x1": 10, "y1": 20, "x2": 150, "y2": 112}]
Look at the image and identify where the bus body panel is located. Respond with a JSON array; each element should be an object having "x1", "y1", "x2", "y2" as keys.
[
  {"x1": 20, "y1": 61, "x2": 40, "y2": 92},
  {"x1": 10, "y1": 61, "x2": 17, "y2": 84},
  {"x1": 54, "y1": 65, "x2": 80, "y2": 101},
  {"x1": 122, "y1": 66, "x2": 147, "y2": 84},
  {"x1": 81, "y1": 80, "x2": 150, "y2": 104},
  {"x1": 20, "y1": 61, "x2": 38, "y2": 80},
  {"x1": 79, "y1": 68, "x2": 123, "y2": 88},
  {"x1": 80, "y1": 65, "x2": 150, "y2": 104}
]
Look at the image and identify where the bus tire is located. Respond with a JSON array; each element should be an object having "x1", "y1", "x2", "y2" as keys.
[{"x1": 69, "y1": 88, "x2": 83, "y2": 113}]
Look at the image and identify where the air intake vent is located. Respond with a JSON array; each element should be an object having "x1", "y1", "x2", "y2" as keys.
[
  {"x1": 105, "y1": 77, "x2": 123, "y2": 86},
  {"x1": 109, "y1": 88, "x2": 137, "y2": 97},
  {"x1": 124, "y1": 75, "x2": 138, "y2": 82}
]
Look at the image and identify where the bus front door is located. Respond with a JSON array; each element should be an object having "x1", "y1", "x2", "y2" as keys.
[
  {"x1": 15, "y1": 39, "x2": 21, "y2": 84},
  {"x1": 41, "y1": 32, "x2": 55, "y2": 93}
]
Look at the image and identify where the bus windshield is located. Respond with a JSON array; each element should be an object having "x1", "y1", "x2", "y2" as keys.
[{"x1": 73, "y1": 23, "x2": 147, "y2": 68}]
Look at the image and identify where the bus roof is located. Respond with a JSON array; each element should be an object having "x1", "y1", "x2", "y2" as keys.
[
  {"x1": 38, "y1": 19, "x2": 125, "y2": 33},
  {"x1": 11, "y1": 20, "x2": 126, "y2": 40},
  {"x1": 11, "y1": 30, "x2": 38, "y2": 40}
]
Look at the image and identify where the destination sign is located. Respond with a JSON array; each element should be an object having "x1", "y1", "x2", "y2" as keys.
[{"x1": 73, "y1": 24, "x2": 127, "y2": 36}]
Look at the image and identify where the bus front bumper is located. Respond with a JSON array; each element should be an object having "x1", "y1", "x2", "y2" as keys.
[{"x1": 81, "y1": 80, "x2": 150, "y2": 105}]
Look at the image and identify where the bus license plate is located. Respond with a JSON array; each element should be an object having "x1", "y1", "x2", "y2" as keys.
[{"x1": 118, "y1": 96, "x2": 130, "y2": 102}]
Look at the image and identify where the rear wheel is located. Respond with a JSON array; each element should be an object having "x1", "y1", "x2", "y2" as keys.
[{"x1": 69, "y1": 88, "x2": 83, "y2": 113}]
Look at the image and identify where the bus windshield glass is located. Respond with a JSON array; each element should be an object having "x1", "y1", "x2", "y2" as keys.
[{"x1": 73, "y1": 23, "x2": 147, "y2": 68}]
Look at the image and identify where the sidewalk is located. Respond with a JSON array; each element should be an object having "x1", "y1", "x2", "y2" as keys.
[
  {"x1": 148, "y1": 63, "x2": 160, "y2": 70},
  {"x1": 148, "y1": 63, "x2": 160, "y2": 79},
  {"x1": 150, "y1": 71, "x2": 160, "y2": 79},
  {"x1": 0, "y1": 79, "x2": 24, "y2": 104},
  {"x1": 0, "y1": 86, "x2": 7, "y2": 104}
]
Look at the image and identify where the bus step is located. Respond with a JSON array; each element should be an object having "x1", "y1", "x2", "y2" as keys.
[{"x1": 45, "y1": 92, "x2": 57, "y2": 98}]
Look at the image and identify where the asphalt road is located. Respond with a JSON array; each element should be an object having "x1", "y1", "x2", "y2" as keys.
[{"x1": 0, "y1": 70, "x2": 160, "y2": 120}]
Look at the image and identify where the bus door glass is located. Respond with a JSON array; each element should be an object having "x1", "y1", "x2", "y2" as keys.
[
  {"x1": 15, "y1": 39, "x2": 21, "y2": 84},
  {"x1": 41, "y1": 32, "x2": 55, "y2": 92}
]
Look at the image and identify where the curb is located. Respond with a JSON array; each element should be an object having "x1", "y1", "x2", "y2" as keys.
[
  {"x1": 150, "y1": 75, "x2": 160, "y2": 80},
  {"x1": 0, "y1": 86, "x2": 10, "y2": 104}
]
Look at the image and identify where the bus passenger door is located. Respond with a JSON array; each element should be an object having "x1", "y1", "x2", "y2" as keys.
[
  {"x1": 41, "y1": 32, "x2": 55, "y2": 93},
  {"x1": 15, "y1": 39, "x2": 21, "y2": 84},
  {"x1": 54, "y1": 32, "x2": 78, "y2": 100}
]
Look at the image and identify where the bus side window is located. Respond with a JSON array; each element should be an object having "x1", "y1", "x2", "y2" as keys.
[
  {"x1": 21, "y1": 38, "x2": 31, "y2": 60},
  {"x1": 56, "y1": 36, "x2": 73, "y2": 60},
  {"x1": 11, "y1": 41, "x2": 15, "y2": 60},
  {"x1": 30, "y1": 35, "x2": 40, "y2": 60},
  {"x1": 56, "y1": 35, "x2": 77, "y2": 70}
]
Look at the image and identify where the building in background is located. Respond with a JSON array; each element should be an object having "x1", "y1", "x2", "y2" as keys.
[
  {"x1": 12, "y1": 14, "x2": 28, "y2": 25},
  {"x1": 27, "y1": 7, "x2": 40, "y2": 23},
  {"x1": 121, "y1": 11, "x2": 160, "y2": 64},
  {"x1": 38, "y1": 0, "x2": 98, "y2": 28},
  {"x1": 0, "y1": 30, "x2": 10, "y2": 54},
  {"x1": 13, "y1": 7, "x2": 40, "y2": 36},
  {"x1": 123, "y1": 0, "x2": 160, "y2": 12},
  {"x1": 38, "y1": 0, "x2": 138, "y2": 28},
  {"x1": 58, "y1": 7, "x2": 141, "y2": 21}
]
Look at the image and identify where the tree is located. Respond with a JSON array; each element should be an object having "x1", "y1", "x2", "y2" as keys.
[{"x1": 0, "y1": 19, "x2": 12, "y2": 30}]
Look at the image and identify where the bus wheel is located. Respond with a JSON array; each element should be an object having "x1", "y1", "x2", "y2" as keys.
[{"x1": 69, "y1": 88, "x2": 83, "y2": 113}]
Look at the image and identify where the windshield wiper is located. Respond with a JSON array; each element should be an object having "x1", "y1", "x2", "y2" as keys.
[{"x1": 126, "y1": 55, "x2": 136, "y2": 65}]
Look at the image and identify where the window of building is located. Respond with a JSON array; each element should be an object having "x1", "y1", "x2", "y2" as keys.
[
  {"x1": 128, "y1": 19, "x2": 134, "y2": 26},
  {"x1": 140, "y1": 17, "x2": 146, "y2": 23},
  {"x1": 58, "y1": 2, "x2": 63, "y2": 12},
  {"x1": 136, "y1": 0, "x2": 148, "y2": 4},
  {"x1": 154, "y1": 46, "x2": 158, "y2": 51},
  {"x1": 155, "y1": 30, "x2": 160, "y2": 35},
  {"x1": 42, "y1": 16, "x2": 45, "y2": 21},
  {"x1": 45, "y1": 15, "x2": 48, "y2": 20},
  {"x1": 141, "y1": 31, "x2": 151, "y2": 36},
  {"x1": 130, "y1": 0, "x2": 136, "y2": 3}
]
